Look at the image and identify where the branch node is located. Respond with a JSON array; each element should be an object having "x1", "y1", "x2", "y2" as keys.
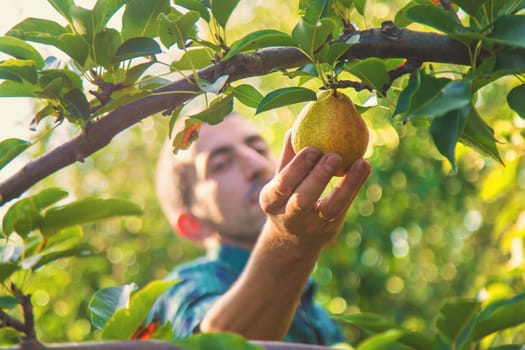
[{"x1": 381, "y1": 20, "x2": 402, "y2": 39}]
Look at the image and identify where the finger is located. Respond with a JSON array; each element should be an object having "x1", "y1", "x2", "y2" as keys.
[
  {"x1": 276, "y1": 131, "x2": 295, "y2": 173},
  {"x1": 260, "y1": 146, "x2": 322, "y2": 213},
  {"x1": 286, "y1": 153, "x2": 343, "y2": 214},
  {"x1": 318, "y1": 159, "x2": 371, "y2": 219}
]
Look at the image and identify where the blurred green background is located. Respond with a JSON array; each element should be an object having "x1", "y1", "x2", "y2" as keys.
[{"x1": 2, "y1": 0, "x2": 524, "y2": 345}]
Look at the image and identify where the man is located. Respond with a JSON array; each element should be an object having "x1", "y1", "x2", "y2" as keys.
[{"x1": 149, "y1": 113, "x2": 371, "y2": 344}]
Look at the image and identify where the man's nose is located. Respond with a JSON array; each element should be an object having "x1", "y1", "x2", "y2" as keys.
[{"x1": 237, "y1": 147, "x2": 274, "y2": 181}]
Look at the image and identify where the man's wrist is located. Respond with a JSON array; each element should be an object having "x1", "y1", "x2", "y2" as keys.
[{"x1": 259, "y1": 221, "x2": 324, "y2": 262}]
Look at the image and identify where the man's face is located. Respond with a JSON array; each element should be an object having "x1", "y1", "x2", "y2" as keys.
[{"x1": 189, "y1": 115, "x2": 276, "y2": 246}]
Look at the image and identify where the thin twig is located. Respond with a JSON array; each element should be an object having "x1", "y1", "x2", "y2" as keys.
[
  {"x1": 0, "y1": 309, "x2": 26, "y2": 333},
  {"x1": 11, "y1": 284, "x2": 36, "y2": 339}
]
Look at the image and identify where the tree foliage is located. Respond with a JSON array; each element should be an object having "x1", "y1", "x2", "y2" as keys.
[{"x1": 1, "y1": 0, "x2": 525, "y2": 349}]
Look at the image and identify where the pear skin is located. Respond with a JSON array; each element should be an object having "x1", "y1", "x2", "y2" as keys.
[{"x1": 291, "y1": 90, "x2": 369, "y2": 176}]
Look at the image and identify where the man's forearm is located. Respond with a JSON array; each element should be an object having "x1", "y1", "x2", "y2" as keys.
[{"x1": 200, "y1": 225, "x2": 322, "y2": 340}]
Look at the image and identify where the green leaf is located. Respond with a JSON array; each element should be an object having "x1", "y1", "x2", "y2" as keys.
[
  {"x1": 158, "y1": 11, "x2": 200, "y2": 49},
  {"x1": 176, "y1": 0, "x2": 210, "y2": 22},
  {"x1": 70, "y1": 5, "x2": 94, "y2": 39},
  {"x1": 346, "y1": 58, "x2": 389, "y2": 93},
  {"x1": 22, "y1": 244, "x2": 93, "y2": 271},
  {"x1": 0, "y1": 80, "x2": 39, "y2": 97},
  {"x1": 148, "y1": 322, "x2": 174, "y2": 341},
  {"x1": 292, "y1": 18, "x2": 335, "y2": 60},
  {"x1": 92, "y1": 0, "x2": 128, "y2": 33},
  {"x1": 93, "y1": 29, "x2": 122, "y2": 69},
  {"x1": 453, "y1": 0, "x2": 488, "y2": 17},
  {"x1": 211, "y1": 0, "x2": 240, "y2": 28},
  {"x1": 89, "y1": 283, "x2": 139, "y2": 330},
  {"x1": 0, "y1": 264, "x2": 19, "y2": 284},
  {"x1": 232, "y1": 84, "x2": 264, "y2": 108},
  {"x1": 2, "y1": 188, "x2": 68, "y2": 237},
  {"x1": 494, "y1": 47, "x2": 525, "y2": 74},
  {"x1": 459, "y1": 107, "x2": 503, "y2": 164},
  {"x1": 7, "y1": 20, "x2": 89, "y2": 66},
  {"x1": 114, "y1": 37, "x2": 162, "y2": 62},
  {"x1": 40, "y1": 197, "x2": 142, "y2": 236},
  {"x1": 171, "y1": 48, "x2": 213, "y2": 71},
  {"x1": 406, "y1": 5, "x2": 469, "y2": 36},
  {"x1": 45, "y1": 225, "x2": 84, "y2": 250},
  {"x1": 101, "y1": 280, "x2": 177, "y2": 340},
  {"x1": 48, "y1": 0, "x2": 75, "y2": 23},
  {"x1": 39, "y1": 69, "x2": 83, "y2": 91},
  {"x1": 7, "y1": 17, "x2": 69, "y2": 37},
  {"x1": 396, "y1": 331, "x2": 435, "y2": 350},
  {"x1": 298, "y1": 0, "x2": 331, "y2": 25},
  {"x1": 0, "y1": 327, "x2": 22, "y2": 346},
  {"x1": 55, "y1": 34, "x2": 91, "y2": 66},
  {"x1": 0, "y1": 296, "x2": 20, "y2": 309},
  {"x1": 354, "y1": 0, "x2": 366, "y2": 15},
  {"x1": 191, "y1": 94, "x2": 234, "y2": 125},
  {"x1": 124, "y1": 62, "x2": 154, "y2": 85},
  {"x1": 335, "y1": 312, "x2": 396, "y2": 333},
  {"x1": 70, "y1": 1, "x2": 126, "y2": 41},
  {"x1": 62, "y1": 88, "x2": 91, "y2": 122},
  {"x1": 256, "y1": 87, "x2": 317, "y2": 114},
  {"x1": 435, "y1": 298, "x2": 480, "y2": 345},
  {"x1": 471, "y1": 292, "x2": 525, "y2": 340},
  {"x1": 0, "y1": 59, "x2": 38, "y2": 84},
  {"x1": 0, "y1": 138, "x2": 31, "y2": 171},
  {"x1": 336, "y1": 312, "x2": 433, "y2": 350},
  {"x1": 173, "y1": 332, "x2": 264, "y2": 350},
  {"x1": 357, "y1": 330, "x2": 404, "y2": 350},
  {"x1": 429, "y1": 106, "x2": 470, "y2": 169},
  {"x1": 224, "y1": 30, "x2": 296, "y2": 60},
  {"x1": 325, "y1": 42, "x2": 352, "y2": 66},
  {"x1": 122, "y1": 0, "x2": 170, "y2": 40},
  {"x1": 0, "y1": 36, "x2": 44, "y2": 69},
  {"x1": 168, "y1": 104, "x2": 184, "y2": 139},
  {"x1": 407, "y1": 78, "x2": 473, "y2": 121},
  {"x1": 488, "y1": 15, "x2": 525, "y2": 48},
  {"x1": 393, "y1": 72, "x2": 420, "y2": 117},
  {"x1": 28, "y1": 188, "x2": 69, "y2": 209},
  {"x1": 507, "y1": 84, "x2": 525, "y2": 118}
]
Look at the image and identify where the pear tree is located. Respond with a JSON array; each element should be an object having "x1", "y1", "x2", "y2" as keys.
[{"x1": 1, "y1": 1, "x2": 525, "y2": 349}]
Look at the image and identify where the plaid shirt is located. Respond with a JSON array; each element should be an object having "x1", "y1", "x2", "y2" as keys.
[{"x1": 148, "y1": 244, "x2": 344, "y2": 345}]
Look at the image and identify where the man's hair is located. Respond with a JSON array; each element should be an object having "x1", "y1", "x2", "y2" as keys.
[{"x1": 155, "y1": 139, "x2": 197, "y2": 230}]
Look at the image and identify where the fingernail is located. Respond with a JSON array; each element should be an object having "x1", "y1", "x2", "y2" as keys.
[
  {"x1": 305, "y1": 147, "x2": 321, "y2": 164},
  {"x1": 354, "y1": 159, "x2": 370, "y2": 174},
  {"x1": 323, "y1": 154, "x2": 341, "y2": 173}
]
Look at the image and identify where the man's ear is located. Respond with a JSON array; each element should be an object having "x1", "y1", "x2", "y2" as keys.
[{"x1": 175, "y1": 212, "x2": 210, "y2": 241}]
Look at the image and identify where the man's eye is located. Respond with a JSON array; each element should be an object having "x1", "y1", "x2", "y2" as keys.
[
  {"x1": 209, "y1": 157, "x2": 231, "y2": 174},
  {"x1": 255, "y1": 147, "x2": 268, "y2": 156},
  {"x1": 211, "y1": 162, "x2": 227, "y2": 172}
]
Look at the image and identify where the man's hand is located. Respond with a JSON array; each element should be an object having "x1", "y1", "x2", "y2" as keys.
[
  {"x1": 201, "y1": 131, "x2": 371, "y2": 340},
  {"x1": 259, "y1": 131, "x2": 371, "y2": 248}
]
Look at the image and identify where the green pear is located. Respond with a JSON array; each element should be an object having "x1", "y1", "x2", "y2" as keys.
[{"x1": 291, "y1": 90, "x2": 369, "y2": 176}]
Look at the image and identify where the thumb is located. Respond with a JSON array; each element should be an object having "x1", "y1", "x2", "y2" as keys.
[{"x1": 276, "y1": 130, "x2": 296, "y2": 173}]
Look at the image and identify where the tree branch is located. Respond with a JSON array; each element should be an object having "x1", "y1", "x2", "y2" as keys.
[{"x1": 0, "y1": 26, "x2": 475, "y2": 205}]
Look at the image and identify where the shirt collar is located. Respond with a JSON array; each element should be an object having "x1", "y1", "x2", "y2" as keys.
[{"x1": 206, "y1": 244, "x2": 250, "y2": 275}]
